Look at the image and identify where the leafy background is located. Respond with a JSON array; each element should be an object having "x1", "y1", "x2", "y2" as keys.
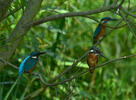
[{"x1": 0, "y1": 0, "x2": 136, "y2": 100}]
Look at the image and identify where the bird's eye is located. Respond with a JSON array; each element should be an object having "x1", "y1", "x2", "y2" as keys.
[{"x1": 31, "y1": 56, "x2": 37, "y2": 59}]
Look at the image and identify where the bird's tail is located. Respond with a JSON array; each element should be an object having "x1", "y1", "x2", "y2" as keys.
[{"x1": 18, "y1": 71, "x2": 23, "y2": 77}]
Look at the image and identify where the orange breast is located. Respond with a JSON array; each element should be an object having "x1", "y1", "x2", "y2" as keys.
[
  {"x1": 87, "y1": 54, "x2": 98, "y2": 67},
  {"x1": 96, "y1": 25, "x2": 105, "y2": 40},
  {"x1": 93, "y1": 25, "x2": 106, "y2": 44},
  {"x1": 87, "y1": 53, "x2": 98, "y2": 73}
]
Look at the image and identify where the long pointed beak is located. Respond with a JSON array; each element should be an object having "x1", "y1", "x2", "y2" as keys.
[
  {"x1": 110, "y1": 18, "x2": 118, "y2": 21},
  {"x1": 99, "y1": 52, "x2": 108, "y2": 59},
  {"x1": 95, "y1": 48, "x2": 108, "y2": 59},
  {"x1": 37, "y1": 51, "x2": 46, "y2": 56}
]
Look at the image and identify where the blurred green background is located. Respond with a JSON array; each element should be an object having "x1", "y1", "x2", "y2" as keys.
[{"x1": 0, "y1": 0, "x2": 136, "y2": 100}]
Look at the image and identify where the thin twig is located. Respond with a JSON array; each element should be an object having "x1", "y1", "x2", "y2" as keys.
[
  {"x1": 119, "y1": 10, "x2": 136, "y2": 38},
  {"x1": 2, "y1": 6, "x2": 22, "y2": 20},
  {"x1": 121, "y1": 7, "x2": 136, "y2": 18},
  {"x1": 0, "y1": 57, "x2": 18, "y2": 70},
  {"x1": 51, "y1": 51, "x2": 89, "y2": 82}
]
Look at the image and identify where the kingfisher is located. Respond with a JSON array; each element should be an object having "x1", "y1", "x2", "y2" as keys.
[
  {"x1": 18, "y1": 51, "x2": 46, "y2": 77},
  {"x1": 93, "y1": 17, "x2": 117, "y2": 44},
  {"x1": 87, "y1": 47, "x2": 107, "y2": 73}
]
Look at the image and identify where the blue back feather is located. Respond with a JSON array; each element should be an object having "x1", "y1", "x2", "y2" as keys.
[
  {"x1": 93, "y1": 24, "x2": 101, "y2": 38},
  {"x1": 18, "y1": 56, "x2": 38, "y2": 76},
  {"x1": 23, "y1": 57, "x2": 38, "y2": 72},
  {"x1": 18, "y1": 56, "x2": 31, "y2": 76}
]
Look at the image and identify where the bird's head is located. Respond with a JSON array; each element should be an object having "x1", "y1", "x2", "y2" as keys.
[
  {"x1": 89, "y1": 47, "x2": 99, "y2": 55},
  {"x1": 30, "y1": 51, "x2": 46, "y2": 58},
  {"x1": 100, "y1": 17, "x2": 117, "y2": 24},
  {"x1": 89, "y1": 46, "x2": 108, "y2": 59}
]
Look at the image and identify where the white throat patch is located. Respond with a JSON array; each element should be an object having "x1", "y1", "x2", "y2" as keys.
[
  {"x1": 31, "y1": 56, "x2": 37, "y2": 59},
  {"x1": 90, "y1": 50, "x2": 94, "y2": 53},
  {"x1": 101, "y1": 20, "x2": 105, "y2": 24}
]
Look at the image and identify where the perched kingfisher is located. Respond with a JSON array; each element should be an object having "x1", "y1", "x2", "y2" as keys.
[
  {"x1": 93, "y1": 17, "x2": 117, "y2": 44},
  {"x1": 87, "y1": 47, "x2": 107, "y2": 73},
  {"x1": 18, "y1": 51, "x2": 46, "y2": 77}
]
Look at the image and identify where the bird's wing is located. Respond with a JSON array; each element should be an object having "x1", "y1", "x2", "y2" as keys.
[
  {"x1": 23, "y1": 57, "x2": 38, "y2": 72},
  {"x1": 18, "y1": 56, "x2": 31, "y2": 76},
  {"x1": 93, "y1": 24, "x2": 101, "y2": 38}
]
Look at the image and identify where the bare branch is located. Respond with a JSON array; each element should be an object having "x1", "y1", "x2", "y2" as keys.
[
  {"x1": 2, "y1": 6, "x2": 22, "y2": 20},
  {"x1": 24, "y1": 87, "x2": 45, "y2": 99},
  {"x1": 0, "y1": 57, "x2": 18, "y2": 70},
  {"x1": 51, "y1": 51, "x2": 89, "y2": 82},
  {"x1": 5, "y1": 53, "x2": 136, "y2": 98},
  {"x1": 121, "y1": 7, "x2": 136, "y2": 18},
  {"x1": 5, "y1": 53, "x2": 136, "y2": 87},
  {"x1": 117, "y1": 0, "x2": 125, "y2": 8},
  {"x1": 118, "y1": 10, "x2": 136, "y2": 38},
  {"x1": 28, "y1": 1, "x2": 124, "y2": 27},
  {"x1": 34, "y1": 54, "x2": 136, "y2": 87}
]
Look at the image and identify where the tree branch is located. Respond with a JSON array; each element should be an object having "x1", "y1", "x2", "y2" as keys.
[
  {"x1": 27, "y1": 0, "x2": 124, "y2": 27},
  {"x1": 1, "y1": 6, "x2": 22, "y2": 20},
  {"x1": 121, "y1": 7, "x2": 136, "y2": 18},
  {"x1": 0, "y1": 57, "x2": 18, "y2": 70},
  {"x1": 36, "y1": 54, "x2": 136, "y2": 87},
  {"x1": 5, "y1": 53, "x2": 136, "y2": 87},
  {"x1": 118, "y1": 10, "x2": 136, "y2": 38}
]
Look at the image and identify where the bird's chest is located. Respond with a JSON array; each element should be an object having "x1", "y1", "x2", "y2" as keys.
[
  {"x1": 87, "y1": 54, "x2": 98, "y2": 66},
  {"x1": 99, "y1": 25, "x2": 106, "y2": 36}
]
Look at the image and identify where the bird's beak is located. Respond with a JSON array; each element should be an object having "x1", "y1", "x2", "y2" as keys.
[
  {"x1": 37, "y1": 51, "x2": 46, "y2": 56},
  {"x1": 96, "y1": 48, "x2": 108, "y2": 59},
  {"x1": 110, "y1": 18, "x2": 118, "y2": 21},
  {"x1": 99, "y1": 52, "x2": 108, "y2": 59}
]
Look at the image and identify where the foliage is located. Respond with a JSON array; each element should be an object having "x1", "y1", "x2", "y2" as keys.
[{"x1": 0, "y1": 0, "x2": 136, "y2": 100}]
